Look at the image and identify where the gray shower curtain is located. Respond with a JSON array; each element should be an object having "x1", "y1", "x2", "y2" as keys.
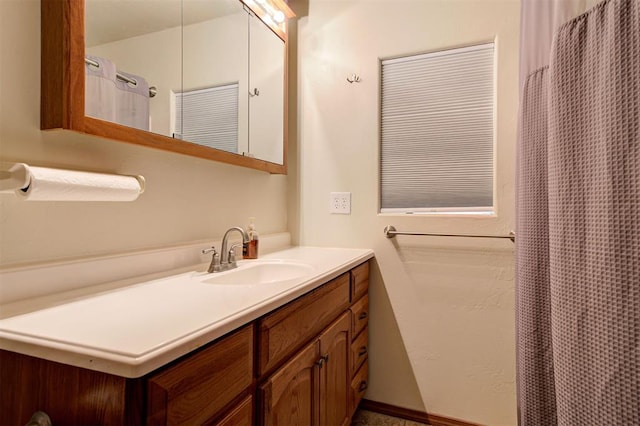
[{"x1": 516, "y1": 0, "x2": 639, "y2": 425}]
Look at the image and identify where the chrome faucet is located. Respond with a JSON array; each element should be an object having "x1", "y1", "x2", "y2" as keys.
[
  {"x1": 220, "y1": 226, "x2": 250, "y2": 271},
  {"x1": 202, "y1": 227, "x2": 250, "y2": 273}
]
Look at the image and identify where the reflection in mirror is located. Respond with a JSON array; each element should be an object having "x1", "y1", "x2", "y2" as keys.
[
  {"x1": 85, "y1": 0, "x2": 182, "y2": 136},
  {"x1": 84, "y1": 0, "x2": 290, "y2": 166},
  {"x1": 181, "y1": 0, "x2": 249, "y2": 155},
  {"x1": 249, "y1": 11, "x2": 285, "y2": 164}
]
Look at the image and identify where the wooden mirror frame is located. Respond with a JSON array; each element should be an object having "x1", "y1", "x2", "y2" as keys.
[{"x1": 41, "y1": 0, "x2": 292, "y2": 174}]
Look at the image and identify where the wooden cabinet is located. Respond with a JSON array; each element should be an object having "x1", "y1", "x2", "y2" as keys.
[
  {"x1": 319, "y1": 313, "x2": 351, "y2": 426},
  {"x1": 350, "y1": 294, "x2": 369, "y2": 338},
  {"x1": 0, "y1": 260, "x2": 370, "y2": 426},
  {"x1": 260, "y1": 312, "x2": 351, "y2": 426},
  {"x1": 146, "y1": 325, "x2": 253, "y2": 425},
  {"x1": 0, "y1": 349, "x2": 136, "y2": 425},
  {"x1": 351, "y1": 327, "x2": 369, "y2": 374},
  {"x1": 349, "y1": 263, "x2": 370, "y2": 418},
  {"x1": 350, "y1": 360, "x2": 369, "y2": 412},
  {"x1": 259, "y1": 263, "x2": 370, "y2": 426},
  {"x1": 216, "y1": 395, "x2": 253, "y2": 426},
  {"x1": 259, "y1": 339, "x2": 320, "y2": 426},
  {"x1": 0, "y1": 325, "x2": 255, "y2": 426},
  {"x1": 258, "y1": 273, "x2": 350, "y2": 376},
  {"x1": 351, "y1": 262, "x2": 369, "y2": 301}
]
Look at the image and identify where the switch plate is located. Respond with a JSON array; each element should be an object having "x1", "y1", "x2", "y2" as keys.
[{"x1": 330, "y1": 192, "x2": 351, "y2": 214}]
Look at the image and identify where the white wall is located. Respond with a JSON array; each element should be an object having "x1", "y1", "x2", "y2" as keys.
[
  {"x1": 0, "y1": 0, "x2": 287, "y2": 267},
  {"x1": 296, "y1": 1, "x2": 520, "y2": 424}
]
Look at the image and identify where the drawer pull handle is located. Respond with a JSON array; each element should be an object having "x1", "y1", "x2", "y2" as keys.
[
  {"x1": 315, "y1": 354, "x2": 329, "y2": 368},
  {"x1": 358, "y1": 380, "x2": 368, "y2": 392},
  {"x1": 358, "y1": 346, "x2": 368, "y2": 356},
  {"x1": 358, "y1": 312, "x2": 368, "y2": 320}
]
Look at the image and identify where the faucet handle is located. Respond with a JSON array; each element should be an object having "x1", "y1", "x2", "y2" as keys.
[
  {"x1": 228, "y1": 243, "x2": 243, "y2": 268},
  {"x1": 202, "y1": 246, "x2": 217, "y2": 255},
  {"x1": 202, "y1": 246, "x2": 221, "y2": 273}
]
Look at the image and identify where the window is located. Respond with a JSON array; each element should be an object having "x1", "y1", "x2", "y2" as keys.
[
  {"x1": 380, "y1": 43, "x2": 494, "y2": 214},
  {"x1": 174, "y1": 83, "x2": 239, "y2": 153}
]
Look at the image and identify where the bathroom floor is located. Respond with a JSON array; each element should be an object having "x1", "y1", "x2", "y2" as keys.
[{"x1": 351, "y1": 410, "x2": 430, "y2": 426}]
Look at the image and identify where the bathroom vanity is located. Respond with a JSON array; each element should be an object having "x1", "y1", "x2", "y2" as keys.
[{"x1": 0, "y1": 247, "x2": 372, "y2": 425}]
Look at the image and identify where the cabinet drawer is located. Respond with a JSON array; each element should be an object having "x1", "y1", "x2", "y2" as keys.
[
  {"x1": 350, "y1": 295, "x2": 369, "y2": 339},
  {"x1": 351, "y1": 262, "x2": 369, "y2": 301},
  {"x1": 147, "y1": 325, "x2": 253, "y2": 425},
  {"x1": 215, "y1": 395, "x2": 253, "y2": 426},
  {"x1": 350, "y1": 360, "x2": 369, "y2": 412},
  {"x1": 259, "y1": 273, "x2": 351, "y2": 376},
  {"x1": 350, "y1": 327, "x2": 368, "y2": 374}
]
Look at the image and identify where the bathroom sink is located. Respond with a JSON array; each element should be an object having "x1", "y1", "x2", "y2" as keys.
[{"x1": 199, "y1": 260, "x2": 315, "y2": 286}]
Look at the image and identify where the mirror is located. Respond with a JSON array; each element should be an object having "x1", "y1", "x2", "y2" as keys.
[
  {"x1": 41, "y1": 0, "x2": 293, "y2": 174},
  {"x1": 181, "y1": 0, "x2": 250, "y2": 157},
  {"x1": 249, "y1": 12, "x2": 285, "y2": 164}
]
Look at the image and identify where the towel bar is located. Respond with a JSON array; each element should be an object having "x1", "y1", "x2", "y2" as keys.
[{"x1": 383, "y1": 225, "x2": 515, "y2": 243}]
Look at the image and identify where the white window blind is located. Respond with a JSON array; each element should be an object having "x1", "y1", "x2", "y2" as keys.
[
  {"x1": 175, "y1": 83, "x2": 239, "y2": 153},
  {"x1": 380, "y1": 43, "x2": 494, "y2": 213}
]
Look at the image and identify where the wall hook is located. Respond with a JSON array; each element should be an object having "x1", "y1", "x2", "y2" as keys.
[{"x1": 347, "y1": 74, "x2": 361, "y2": 83}]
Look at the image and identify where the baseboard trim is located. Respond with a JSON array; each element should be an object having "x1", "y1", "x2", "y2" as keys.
[{"x1": 360, "y1": 399, "x2": 483, "y2": 426}]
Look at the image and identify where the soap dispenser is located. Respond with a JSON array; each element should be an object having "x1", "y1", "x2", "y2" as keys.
[{"x1": 243, "y1": 217, "x2": 259, "y2": 259}]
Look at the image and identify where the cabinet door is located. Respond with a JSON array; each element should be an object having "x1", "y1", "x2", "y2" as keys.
[
  {"x1": 319, "y1": 312, "x2": 351, "y2": 426},
  {"x1": 259, "y1": 340, "x2": 320, "y2": 426}
]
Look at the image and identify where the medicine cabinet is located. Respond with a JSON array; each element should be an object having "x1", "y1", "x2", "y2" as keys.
[{"x1": 41, "y1": 0, "x2": 294, "y2": 174}]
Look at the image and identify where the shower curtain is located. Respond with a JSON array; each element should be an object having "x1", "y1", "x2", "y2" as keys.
[
  {"x1": 516, "y1": 0, "x2": 639, "y2": 425},
  {"x1": 84, "y1": 57, "x2": 150, "y2": 131},
  {"x1": 85, "y1": 55, "x2": 117, "y2": 123},
  {"x1": 115, "y1": 70, "x2": 150, "y2": 131}
]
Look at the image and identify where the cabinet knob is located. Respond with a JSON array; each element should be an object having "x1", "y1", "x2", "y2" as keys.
[
  {"x1": 358, "y1": 312, "x2": 368, "y2": 320},
  {"x1": 315, "y1": 354, "x2": 329, "y2": 368},
  {"x1": 26, "y1": 411, "x2": 51, "y2": 426},
  {"x1": 358, "y1": 346, "x2": 368, "y2": 356},
  {"x1": 358, "y1": 380, "x2": 368, "y2": 392}
]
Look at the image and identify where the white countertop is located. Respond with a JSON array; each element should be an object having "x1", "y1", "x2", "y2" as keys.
[{"x1": 0, "y1": 247, "x2": 373, "y2": 378}]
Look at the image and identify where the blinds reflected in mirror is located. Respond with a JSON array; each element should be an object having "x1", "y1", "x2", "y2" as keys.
[
  {"x1": 380, "y1": 43, "x2": 495, "y2": 213},
  {"x1": 174, "y1": 83, "x2": 239, "y2": 154}
]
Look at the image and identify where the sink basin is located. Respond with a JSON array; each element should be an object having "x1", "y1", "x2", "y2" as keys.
[{"x1": 200, "y1": 260, "x2": 315, "y2": 286}]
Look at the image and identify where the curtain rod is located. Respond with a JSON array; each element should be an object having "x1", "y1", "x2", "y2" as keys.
[
  {"x1": 85, "y1": 58, "x2": 157, "y2": 98},
  {"x1": 383, "y1": 225, "x2": 515, "y2": 243}
]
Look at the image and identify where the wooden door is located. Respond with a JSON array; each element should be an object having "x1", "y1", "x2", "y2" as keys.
[
  {"x1": 319, "y1": 312, "x2": 351, "y2": 426},
  {"x1": 259, "y1": 340, "x2": 321, "y2": 426}
]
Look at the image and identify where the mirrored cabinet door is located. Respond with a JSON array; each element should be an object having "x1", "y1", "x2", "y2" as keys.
[
  {"x1": 181, "y1": 0, "x2": 249, "y2": 156},
  {"x1": 248, "y1": 10, "x2": 285, "y2": 165},
  {"x1": 85, "y1": 0, "x2": 182, "y2": 137}
]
